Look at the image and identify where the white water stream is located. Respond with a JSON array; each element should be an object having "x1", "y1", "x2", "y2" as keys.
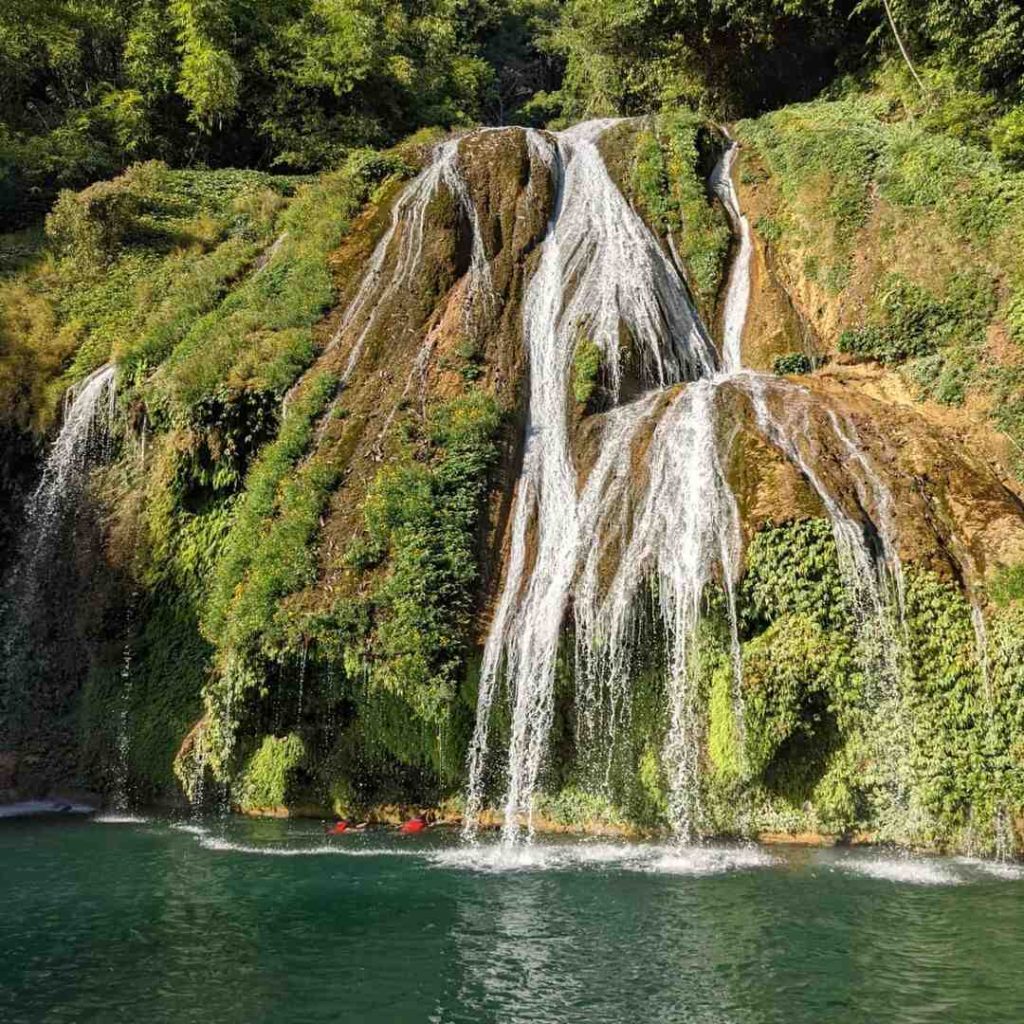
[{"x1": 27, "y1": 363, "x2": 118, "y2": 547}]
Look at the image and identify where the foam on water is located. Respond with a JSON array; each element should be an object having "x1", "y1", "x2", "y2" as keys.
[
  {"x1": 954, "y1": 856, "x2": 1024, "y2": 881},
  {"x1": 197, "y1": 836, "x2": 419, "y2": 857},
  {"x1": 430, "y1": 841, "x2": 774, "y2": 875},
  {"x1": 94, "y1": 814, "x2": 148, "y2": 824},
  {"x1": 641, "y1": 845, "x2": 776, "y2": 876},
  {"x1": 833, "y1": 854, "x2": 962, "y2": 886},
  {"x1": 170, "y1": 822, "x2": 209, "y2": 835}
]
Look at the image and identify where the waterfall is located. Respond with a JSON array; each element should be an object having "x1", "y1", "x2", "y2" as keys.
[
  {"x1": 464, "y1": 120, "x2": 918, "y2": 845},
  {"x1": 325, "y1": 135, "x2": 493, "y2": 380},
  {"x1": 710, "y1": 138, "x2": 753, "y2": 373},
  {"x1": 464, "y1": 120, "x2": 717, "y2": 841},
  {"x1": 1, "y1": 362, "x2": 119, "y2": 766},
  {"x1": 26, "y1": 363, "x2": 118, "y2": 552},
  {"x1": 581, "y1": 380, "x2": 745, "y2": 838}
]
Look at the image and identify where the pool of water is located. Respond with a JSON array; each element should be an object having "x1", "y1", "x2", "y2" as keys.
[{"x1": 2, "y1": 815, "x2": 1022, "y2": 1023}]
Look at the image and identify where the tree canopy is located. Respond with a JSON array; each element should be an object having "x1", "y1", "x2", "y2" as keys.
[{"x1": 2, "y1": 0, "x2": 1023, "y2": 225}]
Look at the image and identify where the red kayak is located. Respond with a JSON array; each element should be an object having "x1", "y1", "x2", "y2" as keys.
[
  {"x1": 328, "y1": 820, "x2": 349, "y2": 834},
  {"x1": 398, "y1": 816, "x2": 427, "y2": 834}
]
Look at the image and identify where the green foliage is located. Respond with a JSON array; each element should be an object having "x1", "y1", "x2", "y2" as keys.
[
  {"x1": 203, "y1": 370, "x2": 339, "y2": 660},
  {"x1": 572, "y1": 337, "x2": 602, "y2": 405},
  {"x1": 989, "y1": 564, "x2": 1024, "y2": 607},
  {"x1": 236, "y1": 734, "x2": 306, "y2": 810},
  {"x1": 0, "y1": 0, "x2": 541, "y2": 223},
  {"x1": 536, "y1": 786, "x2": 625, "y2": 828},
  {"x1": 754, "y1": 215, "x2": 783, "y2": 244},
  {"x1": 991, "y1": 107, "x2": 1024, "y2": 171},
  {"x1": 150, "y1": 152, "x2": 404, "y2": 421},
  {"x1": 45, "y1": 173, "x2": 142, "y2": 273},
  {"x1": 772, "y1": 352, "x2": 812, "y2": 375},
  {"x1": 1005, "y1": 293, "x2": 1024, "y2": 346},
  {"x1": 629, "y1": 112, "x2": 730, "y2": 310},
  {"x1": 351, "y1": 391, "x2": 502, "y2": 723},
  {"x1": 541, "y1": 0, "x2": 864, "y2": 124},
  {"x1": 707, "y1": 658, "x2": 742, "y2": 780},
  {"x1": 741, "y1": 615, "x2": 846, "y2": 785},
  {"x1": 740, "y1": 519, "x2": 853, "y2": 635},
  {"x1": 838, "y1": 271, "x2": 994, "y2": 368},
  {"x1": 901, "y1": 570, "x2": 986, "y2": 826}
]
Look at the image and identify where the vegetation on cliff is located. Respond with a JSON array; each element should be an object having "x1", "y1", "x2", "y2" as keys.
[{"x1": 1, "y1": 3, "x2": 1023, "y2": 853}]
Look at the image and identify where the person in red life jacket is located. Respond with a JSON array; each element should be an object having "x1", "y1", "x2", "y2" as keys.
[
  {"x1": 326, "y1": 818, "x2": 369, "y2": 834},
  {"x1": 398, "y1": 813, "x2": 428, "y2": 834}
]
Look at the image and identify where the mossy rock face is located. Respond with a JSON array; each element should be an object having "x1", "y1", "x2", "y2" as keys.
[
  {"x1": 735, "y1": 95, "x2": 1024, "y2": 476},
  {"x1": 172, "y1": 127, "x2": 558, "y2": 804},
  {"x1": 6, "y1": 109, "x2": 1024, "y2": 852}
]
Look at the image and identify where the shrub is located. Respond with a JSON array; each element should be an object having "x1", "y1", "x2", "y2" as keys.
[
  {"x1": 572, "y1": 337, "x2": 603, "y2": 405},
  {"x1": 990, "y1": 563, "x2": 1024, "y2": 607},
  {"x1": 45, "y1": 177, "x2": 140, "y2": 272},
  {"x1": 772, "y1": 352, "x2": 812, "y2": 375},
  {"x1": 991, "y1": 107, "x2": 1024, "y2": 171}
]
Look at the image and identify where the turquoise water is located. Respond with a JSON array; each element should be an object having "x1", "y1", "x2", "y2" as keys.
[{"x1": 2, "y1": 816, "x2": 1023, "y2": 1023}]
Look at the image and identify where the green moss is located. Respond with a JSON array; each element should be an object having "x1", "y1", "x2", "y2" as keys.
[
  {"x1": 236, "y1": 734, "x2": 306, "y2": 810},
  {"x1": 707, "y1": 658, "x2": 742, "y2": 780},
  {"x1": 741, "y1": 615, "x2": 847, "y2": 786}
]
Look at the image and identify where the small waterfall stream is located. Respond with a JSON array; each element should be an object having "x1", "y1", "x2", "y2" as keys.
[
  {"x1": 26, "y1": 364, "x2": 118, "y2": 551},
  {"x1": 1, "y1": 362, "x2": 121, "y2": 779},
  {"x1": 466, "y1": 122, "x2": 912, "y2": 845}
]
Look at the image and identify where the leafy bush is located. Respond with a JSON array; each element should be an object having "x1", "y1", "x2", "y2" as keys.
[
  {"x1": 572, "y1": 337, "x2": 602, "y2": 405},
  {"x1": 838, "y1": 271, "x2": 994, "y2": 370},
  {"x1": 772, "y1": 352, "x2": 812, "y2": 375},
  {"x1": 45, "y1": 175, "x2": 141, "y2": 272},
  {"x1": 991, "y1": 107, "x2": 1024, "y2": 171},
  {"x1": 990, "y1": 564, "x2": 1024, "y2": 607},
  {"x1": 352, "y1": 391, "x2": 502, "y2": 723}
]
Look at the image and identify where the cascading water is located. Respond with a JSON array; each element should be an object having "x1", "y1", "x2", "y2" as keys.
[
  {"x1": 465, "y1": 121, "x2": 914, "y2": 846},
  {"x1": 326, "y1": 136, "x2": 493, "y2": 377},
  {"x1": 464, "y1": 120, "x2": 716, "y2": 842},
  {"x1": 25, "y1": 363, "x2": 118, "y2": 555},
  {"x1": 710, "y1": 138, "x2": 752, "y2": 374},
  {"x1": 1, "y1": 362, "x2": 120, "y2": 768}
]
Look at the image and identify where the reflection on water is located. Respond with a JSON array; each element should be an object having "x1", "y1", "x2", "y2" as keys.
[{"x1": 1, "y1": 817, "x2": 1023, "y2": 1024}]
